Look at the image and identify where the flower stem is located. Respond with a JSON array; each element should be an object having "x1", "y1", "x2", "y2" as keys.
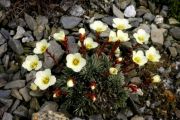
[
  {"x1": 79, "y1": 34, "x2": 86, "y2": 56},
  {"x1": 96, "y1": 38, "x2": 109, "y2": 56},
  {"x1": 109, "y1": 41, "x2": 121, "y2": 59}
]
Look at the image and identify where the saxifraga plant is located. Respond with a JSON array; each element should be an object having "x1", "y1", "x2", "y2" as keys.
[{"x1": 23, "y1": 18, "x2": 161, "y2": 118}]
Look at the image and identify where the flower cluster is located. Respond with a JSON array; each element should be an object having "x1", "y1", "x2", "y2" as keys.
[{"x1": 22, "y1": 17, "x2": 162, "y2": 116}]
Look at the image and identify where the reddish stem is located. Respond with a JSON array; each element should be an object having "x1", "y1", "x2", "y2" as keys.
[
  {"x1": 95, "y1": 32, "x2": 100, "y2": 43},
  {"x1": 96, "y1": 39, "x2": 109, "y2": 56},
  {"x1": 62, "y1": 36, "x2": 69, "y2": 54},
  {"x1": 79, "y1": 34, "x2": 86, "y2": 56},
  {"x1": 109, "y1": 41, "x2": 121, "y2": 59}
]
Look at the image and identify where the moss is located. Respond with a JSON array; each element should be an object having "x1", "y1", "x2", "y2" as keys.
[{"x1": 151, "y1": 0, "x2": 180, "y2": 21}]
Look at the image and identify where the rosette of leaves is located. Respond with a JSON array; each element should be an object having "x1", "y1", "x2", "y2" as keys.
[{"x1": 55, "y1": 53, "x2": 128, "y2": 117}]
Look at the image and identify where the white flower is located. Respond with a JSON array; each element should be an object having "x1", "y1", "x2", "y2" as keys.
[
  {"x1": 114, "y1": 47, "x2": 121, "y2": 57},
  {"x1": 84, "y1": 37, "x2": 98, "y2": 50},
  {"x1": 109, "y1": 67, "x2": 118, "y2": 75},
  {"x1": 34, "y1": 69, "x2": 56, "y2": 90},
  {"x1": 152, "y1": 75, "x2": 161, "y2": 83},
  {"x1": 53, "y1": 31, "x2": 65, "y2": 41},
  {"x1": 79, "y1": 28, "x2": 86, "y2": 36},
  {"x1": 133, "y1": 29, "x2": 150, "y2": 44},
  {"x1": 132, "y1": 50, "x2": 147, "y2": 66},
  {"x1": 112, "y1": 18, "x2": 131, "y2": 30},
  {"x1": 108, "y1": 31, "x2": 118, "y2": 42},
  {"x1": 117, "y1": 57, "x2": 123, "y2": 62},
  {"x1": 67, "y1": 79, "x2": 74, "y2": 87},
  {"x1": 146, "y1": 46, "x2": 161, "y2": 62},
  {"x1": 66, "y1": 53, "x2": 86, "y2": 72},
  {"x1": 22, "y1": 55, "x2": 42, "y2": 71},
  {"x1": 30, "y1": 83, "x2": 38, "y2": 91},
  {"x1": 90, "y1": 21, "x2": 108, "y2": 33},
  {"x1": 78, "y1": 37, "x2": 98, "y2": 50},
  {"x1": 136, "y1": 88, "x2": 144, "y2": 96},
  {"x1": 117, "y1": 30, "x2": 130, "y2": 42},
  {"x1": 33, "y1": 39, "x2": 50, "y2": 54}
]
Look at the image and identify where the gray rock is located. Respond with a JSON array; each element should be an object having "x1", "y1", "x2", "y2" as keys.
[
  {"x1": 72, "y1": 117, "x2": 84, "y2": 120},
  {"x1": 0, "y1": 43, "x2": 7, "y2": 57},
  {"x1": 175, "y1": 109, "x2": 180, "y2": 118},
  {"x1": 60, "y1": 16, "x2": 82, "y2": 29},
  {"x1": 0, "y1": 90, "x2": 11, "y2": 98},
  {"x1": 32, "y1": 110, "x2": 69, "y2": 120},
  {"x1": 129, "y1": 18, "x2": 142, "y2": 27},
  {"x1": 22, "y1": 35, "x2": 34, "y2": 43},
  {"x1": 143, "y1": 13, "x2": 155, "y2": 22},
  {"x1": 124, "y1": 109, "x2": 133, "y2": 117},
  {"x1": 19, "y1": 87, "x2": 31, "y2": 102},
  {"x1": 33, "y1": 25, "x2": 45, "y2": 40},
  {"x1": 36, "y1": 16, "x2": 48, "y2": 25},
  {"x1": 60, "y1": 0, "x2": 76, "y2": 11},
  {"x1": 11, "y1": 89, "x2": 23, "y2": 100},
  {"x1": 169, "y1": 18, "x2": 180, "y2": 25},
  {"x1": 8, "y1": 39, "x2": 24, "y2": 55},
  {"x1": 13, "y1": 105, "x2": 28, "y2": 117},
  {"x1": 2, "y1": 112, "x2": 13, "y2": 120},
  {"x1": 70, "y1": 5, "x2": 85, "y2": 17},
  {"x1": 115, "y1": 0, "x2": 131, "y2": 10},
  {"x1": 131, "y1": 77, "x2": 141, "y2": 85},
  {"x1": 0, "y1": 0, "x2": 11, "y2": 7},
  {"x1": 24, "y1": 13, "x2": 37, "y2": 30},
  {"x1": 29, "y1": 91, "x2": 43, "y2": 97},
  {"x1": 117, "y1": 112, "x2": 128, "y2": 120},
  {"x1": 112, "y1": 4, "x2": 124, "y2": 18},
  {"x1": 17, "y1": 18, "x2": 26, "y2": 27},
  {"x1": 124, "y1": 5, "x2": 136, "y2": 18},
  {"x1": 148, "y1": 1, "x2": 155, "y2": 13},
  {"x1": 170, "y1": 27, "x2": 180, "y2": 40},
  {"x1": 0, "y1": 79, "x2": 7, "y2": 88},
  {"x1": 135, "y1": 24, "x2": 150, "y2": 33},
  {"x1": 8, "y1": 20, "x2": 17, "y2": 29},
  {"x1": 10, "y1": 99, "x2": 20, "y2": 113},
  {"x1": 2, "y1": 54, "x2": 9, "y2": 69},
  {"x1": 4, "y1": 80, "x2": 25, "y2": 89},
  {"x1": 0, "y1": 33, "x2": 6, "y2": 45},
  {"x1": 0, "y1": 28, "x2": 11, "y2": 40},
  {"x1": 169, "y1": 47, "x2": 177, "y2": 57},
  {"x1": 136, "y1": 8, "x2": 148, "y2": 17},
  {"x1": 131, "y1": 115, "x2": 144, "y2": 120},
  {"x1": 0, "y1": 98, "x2": 13, "y2": 110},
  {"x1": 67, "y1": 36, "x2": 78, "y2": 53},
  {"x1": 40, "y1": 101, "x2": 58, "y2": 112},
  {"x1": 154, "y1": 15, "x2": 164, "y2": 24},
  {"x1": 160, "y1": 5, "x2": 168, "y2": 17},
  {"x1": 139, "y1": 0, "x2": 148, "y2": 7},
  {"x1": 151, "y1": 24, "x2": 166, "y2": 45},
  {"x1": 44, "y1": 41, "x2": 65, "y2": 68},
  {"x1": 13, "y1": 26, "x2": 25, "y2": 40},
  {"x1": 25, "y1": 71, "x2": 36, "y2": 82},
  {"x1": 89, "y1": 114, "x2": 103, "y2": 120},
  {"x1": 102, "y1": 16, "x2": 115, "y2": 26}
]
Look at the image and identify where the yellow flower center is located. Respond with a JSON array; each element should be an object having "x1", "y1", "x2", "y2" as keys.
[
  {"x1": 42, "y1": 76, "x2": 50, "y2": 84},
  {"x1": 134, "y1": 57, "x2": 141, "y2": 64},
  {"x1": 30, "y1": 61, "x2": 38, "y2": 69},
  {"x1": 41, "y1": 45, "x2": 47, "y2": 52},
  {"x1": 112, "y1": 69, "x2": 117, "y2": 74},
  {"x1": 86, "y1": 43, "x2": 93, "y2": 49},
  {"x1": 96, "y1": 28, "x2": 103, "y2": 32},
  {"x1": 117, "y1": 24, "x2": 125, "y2": 30},
  {"x1": 138, "y1": 35, "x2": 144, "y2": 42},
  {"x1": 72, "y1": 58, "x2": 80, "y2": 66},
  {"x1": 147, "y1": 54, "x2": 155, "y2": 62}
]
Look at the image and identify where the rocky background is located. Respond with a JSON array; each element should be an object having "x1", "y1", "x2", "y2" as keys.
[{"x1": 0, "y1": 0, "x2": 180, "y2": 120}]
